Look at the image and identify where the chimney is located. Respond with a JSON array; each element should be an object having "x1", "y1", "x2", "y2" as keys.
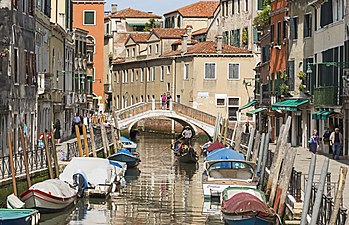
[
  {"x1": 216, "y1": 35, "x2": 223, "y2": 54},
  {"x1": 186, "y1": 25, "x2": 193, "y2": 40},
  {"x1": 182, "y1": 34, "x2": 188, "y2": 52},
  {"x1": 111, "y1": 4, "x2": 118, "y2": 13}
]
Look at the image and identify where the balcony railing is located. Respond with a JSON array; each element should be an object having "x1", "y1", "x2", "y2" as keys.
[{"x1": 314, "y1": 86, "x2": 339, "y2": 106}]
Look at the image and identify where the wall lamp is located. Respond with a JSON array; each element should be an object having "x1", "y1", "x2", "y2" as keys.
[{"x1": 307, "y1": 62, "x2": 349, "y2": 73}]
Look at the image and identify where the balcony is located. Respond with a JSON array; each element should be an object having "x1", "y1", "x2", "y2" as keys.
[
  {"x1": 313, "y1": 86, "x2": 340, "y2": 106},
  {"x1": 104, "y1": 83, "x2": 112, "y2": 94}
]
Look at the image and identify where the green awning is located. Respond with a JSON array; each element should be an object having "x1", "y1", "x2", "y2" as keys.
[
  {"x1": 246, "y1": 107, "x2": 267, "y2": 117},
  {"x1": 127, "y1": 22, "x2": 146, "y2": 27},
  {"x1": 239, "y1": 100, "x2": 257, "y2": 111},
  {"x1": 272, "y1": 99, "x2": 309, "y2": 111},
  {"x1": 312, "y1": 109, "x2": 334, "y2": 120}
]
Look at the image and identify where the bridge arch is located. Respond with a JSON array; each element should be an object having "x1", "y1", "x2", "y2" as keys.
[{"x1": 115, "y1": 102, "x2": 217, "y2": 138}]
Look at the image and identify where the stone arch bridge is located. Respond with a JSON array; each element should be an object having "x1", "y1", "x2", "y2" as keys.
[{"x1": 114, "y1": 101, "x2": 217, "y2": 137}]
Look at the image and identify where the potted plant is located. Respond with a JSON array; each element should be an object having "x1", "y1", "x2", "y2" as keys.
[
  {"x1": 297, "y1": 71, "x2": 306, "y2": 80},
  {"x1": 298, "y1": 84, "x2": 306, "y2": 92},
  {"x1": 279, "y1": 83, "x2": 289, "y2": 95}
]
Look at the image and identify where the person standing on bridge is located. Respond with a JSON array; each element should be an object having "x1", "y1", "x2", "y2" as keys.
[
  {"x1": 166, "y1": 92, "x2": 172, "y2": 110},
  {"x1": 161, "y1": 93, "x2": 167, "y2": 110}
]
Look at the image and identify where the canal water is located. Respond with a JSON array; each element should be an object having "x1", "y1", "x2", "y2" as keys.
[{"x1": 41, "y1": 133, "x2": 224, "y2": 225}]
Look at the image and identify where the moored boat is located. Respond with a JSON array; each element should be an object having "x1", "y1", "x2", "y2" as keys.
[
  {"x1": 0, "y1": 208, "x2": 40, "y2": 225},
  {"x1": 202, "y1": 141, "x2": 225, "y2": 156},
  {"x1": 205, "y1": 147, "x2": 245, "y2": 161},
  {"x1": 202, "y1": 160, "x2": 258, "y2": 198},
  {"x1": 221, "y1": 187, "x2": 276, "y2": 225},
  {"x1": 59, "y1": 157, "x2": 118, "y2": 198},
  {"x1": 120, "y1": 136, "x2": 137, "y2": 152},
  {"x1": 20, "y1": 179, "x2": 76, "y2": 213},
  {"x1": 108, "y1": 149, "x2": 141, "y2": 168}
]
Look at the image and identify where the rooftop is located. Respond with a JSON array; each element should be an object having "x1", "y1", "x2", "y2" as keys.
[
  {"x1": 164, "y1": 1, "x2": 219, "y2": 18},
  {"x1": 127, "y1": 32, "x2": 150, "y2": 44},
  {"x1": 106, "y1": 8, "x2": 162, "y2": 19},
  {"x1": 192, "y1": 28, "x2": 208, "y2": 36},
  {"x1": 152, "y1": 28, "x2": 186, "y2": 39}
]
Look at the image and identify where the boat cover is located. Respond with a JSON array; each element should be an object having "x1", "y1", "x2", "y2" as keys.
[
  {"x1": 207, "y1": 141, "x2": 225, "y2": 152},
  {"x1": 110, "y1": 149, "x2": 139, "y2": 159},
  {"x1": 59, "y1": 157, "x2": 115, "y2": 187},
  {"x1": 222, "y1": 192, "x2": 275, "y2": 217},
  {"x1": 29, "y1": 179, "x2": 76, "y2": 198},
  {"x1": 121, "y1": 136, "x2": 136, "y2": 145},
  {"x1": 206, "y1": 148, "x2": 244, "y2": 161}
]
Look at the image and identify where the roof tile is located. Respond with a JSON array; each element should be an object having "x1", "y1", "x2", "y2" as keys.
[
  {"x1": 152, "y1": 28, "x2": 186, "y2": 39},
  {"x1": 128, "y1": 33, "x2": 150, "y2": 43},
  {"x1": 164, "y1": 1, "x2": 219, "y2": 18},
  {"x1": 107, "y1": 8, "x2": 161, "y2": 19}
]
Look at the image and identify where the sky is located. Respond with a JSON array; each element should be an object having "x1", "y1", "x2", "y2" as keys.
[{"x1": 105, "y1": 0, "x2": 200, "y2": 15}]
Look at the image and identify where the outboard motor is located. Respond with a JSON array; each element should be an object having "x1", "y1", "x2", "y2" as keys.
[{"x1": 73, "y1": 169, "x2": 88, "y2": 198}]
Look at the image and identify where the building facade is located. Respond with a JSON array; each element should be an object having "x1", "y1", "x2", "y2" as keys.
[
  {"x1": 0, "y1": 0, "x2": 37, "y2": 154},
  {"x1": 73, "y1": 0, "x2": 105, "y2": 112}
]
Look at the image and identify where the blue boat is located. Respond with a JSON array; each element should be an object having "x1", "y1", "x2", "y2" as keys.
[
  {"x1": 205, "y1": 147, "x2": 244, "y2": 161},
  {"x1": 120, "y1": 136, "x2": 137, "y2": 152},
  {"x1": 0, "y1": 208, "x2": 40, "y2": 225},
  {"x1": 108, "y1": 149, "x2": 141, "y2": 168},
  {"x1": 221, "y1": 187, "x2": 276, "y2": 225}
]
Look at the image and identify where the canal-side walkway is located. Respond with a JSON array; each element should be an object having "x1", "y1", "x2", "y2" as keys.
[{"x1": 270, "y1": 144, "x2": 349, "y2": 208}]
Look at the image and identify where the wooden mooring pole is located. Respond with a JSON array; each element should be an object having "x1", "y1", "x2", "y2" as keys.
[
  {"x1": 328, "y1": 166, "x2": 348, "y2": 225},
  {"x1": 110, "y1": 125, "x2": 118, "y2": 153},
  {"x1": 300, "y1": 154, "x2": 317, "y2": 225},
  {"x1": 251, "y1": 132, "x2": 261, "y2": 163},
  {"x1": 82, "y1": 124, "x2": 89, "y2": 157},
  {"x1": 7, "y1": 132, "x2": 17, "y2": 196},
  {"x1": 19, "y1": 126, "x2": 31, "y2": 187},
  {"x1": 43, "y1": 133, "x2": 54, "y2": 179},
  {"x1": 234, "y1": 123, "x2": 243, "y2": 152},
  {"x1": 223, "y1": 118, "x2": 228, "y2": 145},
  {"x1": 100, "y1": 123, "x2": 110, "y2": 157},
  {"x1": 246, "y1": 128, "x2": 255, "y2": 161},
  {"x1": 75, "y1": 125, "x2": 84, "y2": 157},
  {"x1": 309, "y1": 158, "x2": 329, "y2": 225},
  {"x1": 89, "y1": 125, "x2": 97, "y2": 157},
  {"x1": 50, "y1": 129, "x2": 60, "y2": 178}
]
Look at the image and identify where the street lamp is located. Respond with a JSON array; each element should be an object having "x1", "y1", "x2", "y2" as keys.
[{"x1": 306, "y1": 61, "x2": 349, "y2": 73}]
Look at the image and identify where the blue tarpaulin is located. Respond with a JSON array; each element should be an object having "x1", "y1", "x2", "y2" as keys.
[{"x1": 206, "y1": 147, "x2": 244, "y2": 161}]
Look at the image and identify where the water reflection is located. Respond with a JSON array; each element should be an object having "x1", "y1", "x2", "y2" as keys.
[{"x1": 41, "y1": 134, "x2": 223, "y2": 225}]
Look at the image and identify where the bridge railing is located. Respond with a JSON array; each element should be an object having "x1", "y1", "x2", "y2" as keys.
[{"x1": 116, "y1": 101, "x2": 217, "y2": 127}]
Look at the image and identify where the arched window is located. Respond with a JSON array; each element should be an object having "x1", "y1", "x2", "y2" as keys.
[{"x1": 86, "y1": 35, "x2": 95, "y2": 54}]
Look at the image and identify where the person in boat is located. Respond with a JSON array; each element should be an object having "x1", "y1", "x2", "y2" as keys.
[
  {"x1": 130, "y1": 129, "x2": 139, "y2": 140},
  {"x1": 182, "y1": 126, "x2": 192, "y2": 146}
]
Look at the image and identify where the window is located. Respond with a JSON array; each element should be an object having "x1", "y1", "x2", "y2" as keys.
[
  {"x1": 231, "y1": 0, "x2": 235, "y2": 14},
  {"x1": 167, "y1": 66, "x2": 171, "y2": 74},
  {"x1": 257, "y1": 0, "x2": 263, "y2": 10},
  {"x1": 152, "y1": 66, "x2": 156, "y2": 81},
  {"x1": 167, "y1": 83, "x2": 170, "y2": 92},
  {"x1": 287, "y1": 60, "x2": 295, "y2": 91},
  {"x1": 245, "y1": 0, "x2": 248, "y2": 11},
  {"x1": 282, "y1": 21, "x2": 287, "y2": 39},
  {"x1": 228, "y1": 63, "x2": 240, "y2": 80},
  {"x1": 228, "y1": 97, "x2": 240, "y2": 121},
  {"x1": 320, "y1": 0, "x2": 333, "y2": 27},
  {"x1": 132, "y1": 48, "x2": 135, "y2": 57},
  {"x1": 160, "y1": 66, "x2": 164, "y2": 81},
  {"x1": 116, "y1": 71, "x2": 120, "y2": 83},
  {"x1": 124, "y1": 70, "x2": 128, "y2": 83},
  {"x1": 223, "y1": 31, "x2": 229, "y2": 44},
  {"x1": 237, "y1": 0, "x2": 240, "y2": 13},
  {"x1": 232, "y1": 29, "x2": 240, "y2": 47},
  {"x1": 25, "y1": 50, "x2": 30, "y2": 85},
  {"x1": 215, "y1": 94, "x2": 226, "y2": 107},
  {"x1": 184, "y1": 63, "x2": 189, "y2": 80},
  {"x1": 277, "y1": 22, "x2": 281, "y2": 45},
  {"x1": 28, "y1": 0, "x2": 34, "y2": 15},
  {"x1": 148, "y1": 45, "x2": 152, "y2": 55},
  {"x1": 304, "y1": 14, "x2": 312, "y2": 38},
  {"x1": 156, "y1": 44, "x2": 159, "y2": 54},
  {"x1": 270, "y1": 24, "x2": 274, "y2": 42},
  {"x1": 290, "y1": 17, "x2": 298, "y2": 40},
  {"x1": 126, "y1": 49, "x2": 129, "y2": 58},
  {"x1": 106, "y1": 23, "x2": 110, "y2": 34},
  {"x1": 83, "y1": 11, "x2": 95, "y2": 25},
  {"x1": 204, "y1": 63, "x2": 216, "y2": 79},
  {"x1": 147, "y1": 67, "x2": 150, "y2": 81},
  {"x1": 131, "y1": 70, "x2": 134, "y2": 82},
  {"x1": 14, "y1": 48, "x2": 19, "y2": 83}
]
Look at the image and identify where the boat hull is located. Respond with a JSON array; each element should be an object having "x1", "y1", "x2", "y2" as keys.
[
  {"x1": 0, "y1": 209, "x2": 40, "y2": 225},
  {"x1": 222, "y1": 214, "x2": 275, "y2": 225},
  {"x1": 108, "y1": 154, "x2": 140, "y2": 168},
  {"x1": 178, "y1": 152, "x2": 198, "y2": 164},
  {"x1": 20, "y1": 190, "x2": 75, "y2": 213},
  {"x1": 202, "y1": 183, "x2": 257, "y2": 199}
]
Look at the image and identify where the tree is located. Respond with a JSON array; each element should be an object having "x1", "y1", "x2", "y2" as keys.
[
  {"x1": 253, "y1": 0, "x2": 271, "y2": 31},
  {"x1": 144, "y1": 18, "x2": 156, "y2": 32}
]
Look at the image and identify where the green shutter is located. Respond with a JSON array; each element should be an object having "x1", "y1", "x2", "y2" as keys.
[{"x1": 253, "y1": 26, "x2": 258, "y2": 43}]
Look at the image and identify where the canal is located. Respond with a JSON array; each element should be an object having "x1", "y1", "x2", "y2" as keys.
[{"x1": 41, "y1": 133, "x2": 224, "y2": 225}]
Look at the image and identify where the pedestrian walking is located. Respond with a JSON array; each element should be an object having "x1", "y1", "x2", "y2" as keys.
[
  {"x1": 161, "y1": 93, "x2": 167, "y2": 110},
  {"x1": 53, "y1": 119, "x2": 61, "y2": 143},
  {"x1": 308, "y1": 129, "x2": 319, "y2": 154},
  {"x1": 323, "y1": 127, "x2": 331, "y2": 154},
  {"x1": 244, "y1": 121, "x2": 252, "y2": 134},
  {"x1": 83, "y1": 113, "x2": 89, "y2": 129},
  {"x1": 330, "y1": 127, "x2": 343, "y2": 160}
]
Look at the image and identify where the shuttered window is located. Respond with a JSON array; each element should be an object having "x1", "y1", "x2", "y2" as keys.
[
  {"x1": 290, "y1": 17, "x2": 298, "y2": 40},
  {"x1": 228, "y1": 63, "x2": 239, "y2": 80},
  {"x1": 287, "y1": 60, "x2": 295, "y2": 91},
  {"x1": 304, "y1": 14, "x2": 312, "y2": 38},
  {"x1": 320, "y1": 0, "x2": 333, "y2": 27},
  {"x1": 204, "y1": 63, "x2": 216, "y2": 79}
]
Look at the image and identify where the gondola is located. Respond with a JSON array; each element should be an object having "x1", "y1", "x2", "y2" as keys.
[{"x1": 177, "y1": 146, "x2": 198, "y2": 163}]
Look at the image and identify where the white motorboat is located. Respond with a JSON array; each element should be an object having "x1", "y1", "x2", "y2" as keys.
[
  {"x1": 20, "y1": 179, "x2": 76, "y2": 212},
  {"x1": 202, "y1": 160, "x2": 258, "y2": 199},
  {"x1": 59, "y1": 157, "x2": 119, "y2": 198}
]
